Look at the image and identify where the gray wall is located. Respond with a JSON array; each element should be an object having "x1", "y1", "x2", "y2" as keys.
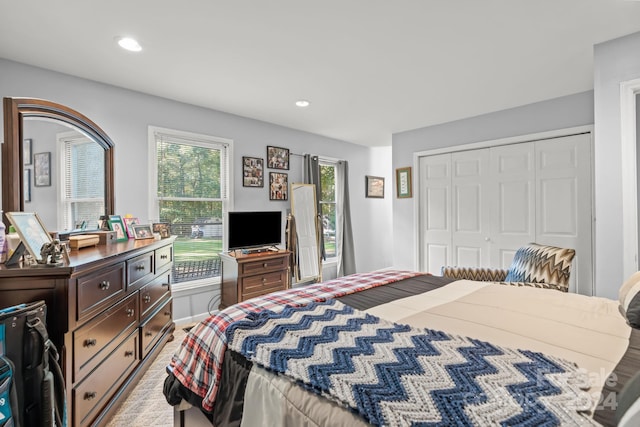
[
  {"x1": 391, "y1": 92, "x2": 595, "y2": 271},
  {"x1": 391, "y1": 29, "x2": 640, "y2": 300},
  {"x1": 593, "y1": 31, "x2": 640, "y2": 298},
  {"x1": 0, "y1": 58, "x2": 393, "y2": 275}
]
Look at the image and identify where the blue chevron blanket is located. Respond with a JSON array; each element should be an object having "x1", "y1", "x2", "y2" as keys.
[{"x1": 226, "y1": 299, "x2": 597, "y2": 427}]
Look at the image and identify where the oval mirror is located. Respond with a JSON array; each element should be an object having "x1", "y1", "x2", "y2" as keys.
[{"x1": 2, "y1": 97, "x2": 115, "y2": 232}]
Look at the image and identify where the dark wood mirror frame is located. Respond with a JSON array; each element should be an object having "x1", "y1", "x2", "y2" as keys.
[{"x1": 2, "y1": 97, "x2": 115, "y2": 229}]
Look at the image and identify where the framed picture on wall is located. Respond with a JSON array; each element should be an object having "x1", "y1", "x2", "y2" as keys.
[
  {"x1": 24, "y1": 169, "x2": 31, "y2": 202},
  {"x1": 23, "y1": 138, "x2": 32, "y2": 165},
  {"x1": 365, "y1": 175, "x2": 385, "y2": 198},
  {"x1": 396, "y1": 167, "x2": 412, "y2": 198},
  {"x1": 242, "y1": 156, "x2": 264, "y2": 187},
  {"x1": 34, "y1": 152, "x2": 51, "y2": 187},
  {"x1": 267, "y1": 146, "x2": 290, "y2": 170},
  {"x1": 269, "y1": 172, "x2": 288, "y2": 200}
]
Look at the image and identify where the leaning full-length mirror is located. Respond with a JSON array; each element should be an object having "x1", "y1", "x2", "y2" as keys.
[
  {"x1": 290, "y1": 183, "x2": 322, "y2": 282},
  {"x1": 2, "y1": 97, "x2": 115, "y2": 232}
]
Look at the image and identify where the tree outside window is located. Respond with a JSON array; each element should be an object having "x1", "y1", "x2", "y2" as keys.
[
  {"x1": 154, "y1": 130, "x2": 230, "y2": 283},
  {"x1": 319, "y1": 163, "x2": 337, "y2": 259}
]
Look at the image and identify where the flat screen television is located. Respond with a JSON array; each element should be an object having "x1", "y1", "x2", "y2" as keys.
[{"x1": 228, "y1": 211, "x2": 282, "y2": 250}]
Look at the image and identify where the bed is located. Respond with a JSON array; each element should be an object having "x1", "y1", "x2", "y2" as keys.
[{"x1": 163, "y1": 270, "x2": 640, "y2": 426}]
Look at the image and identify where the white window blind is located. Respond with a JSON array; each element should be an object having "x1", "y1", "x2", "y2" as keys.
[
  {"x1": 153, "y1": 128, "x2": 231, "y2": 283},
  {"x1": 61, "y1": 135, "x2": 105, "y2": 230}
]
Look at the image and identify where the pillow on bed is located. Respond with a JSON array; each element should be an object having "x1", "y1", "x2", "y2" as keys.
[
  {"x1": 504, "y1": 243, "x2": 575, "y2": 288},
  {"x1": 620, "y1": 272, "x2": 640, "y2": 327}
]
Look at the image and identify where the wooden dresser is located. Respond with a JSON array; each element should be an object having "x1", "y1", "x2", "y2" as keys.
[
  {"x1": 0, "y1": 236, "x2": 176, "y2": 427},
  {"x1": 219, "y1": 250, "x2": 290, "y2": 309}
]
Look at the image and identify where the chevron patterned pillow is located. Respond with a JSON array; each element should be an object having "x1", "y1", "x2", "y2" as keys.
[{"x1": 504, "y1": 243, "x2": 576, "y2": 290}]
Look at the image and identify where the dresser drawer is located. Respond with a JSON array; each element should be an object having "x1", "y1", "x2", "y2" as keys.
[
  {"x1": 241, "y1": 270, "x2": 288, "y2": 300},
  {"x1": 155, "y1": 245, "x2": 173, "y2": 272},
  {"x1": 73, "y1": 292, "x2": 138, "y2": 381},
  {"x1": 127, "y1": 251, "x2": 154, "y2": 291},
  {"x1": 73, "y1": 331, "x2": 139, "y2": 427},
  {"x1": 139, "y1": 272, "x2": 171, "y2": 318},
  {"x1": 240, "y1": 255, "x2": 288, "y2": 276},
  {"x1": 140, "y1": 297, "x2": 172, "y2": 358},
  {"x1": 77, "y1": 262, "x2": 126, "y2": 321}
]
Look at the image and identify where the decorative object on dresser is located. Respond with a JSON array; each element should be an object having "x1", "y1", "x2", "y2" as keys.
[
  {"x1": 122, "y1": 217, "x2": 140, "y2": 239},
  {"x1": 5, "y1": 211, "x2": 54, "y2": 265},
  {"x1": 219, "y1": 250, "x2": 291, "y2": 309},
  {"x1": 152, "y1": 222, "x2": 171, "y2": 239},
  {"x1": 68, "y1": 234, "x2": 100, "y2": 250},
  {"x1": 108, "y1": 217, "x2": 128, "y2": 242},
  {"x1": 93, "y1": 230, "x2": 117, "y2": 245},
  {"x1": 132, "y1": 224, "x2": 154, "y2": 240},
  {"x1": 0, "y1": 237, "x2": 176, "y2": 427}
]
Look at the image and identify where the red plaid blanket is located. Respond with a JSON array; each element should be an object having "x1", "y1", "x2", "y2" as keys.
[{"x1": 168, "y1": 270, "x2": 424, "y2": 412}]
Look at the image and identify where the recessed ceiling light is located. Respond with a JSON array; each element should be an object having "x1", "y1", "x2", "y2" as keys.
[
  {"x1": 295, "y1": 100, "x2": 310, "y2": 108},
  {"x1": 116, "y1": 37, "x2": 142, "y2": 52}
]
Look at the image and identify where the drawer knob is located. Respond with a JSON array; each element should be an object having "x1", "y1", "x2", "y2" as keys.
[
  {"x1": 136, "y1": 265, "x2": 146, "y2": 271},
  {"x1": 99, "y1": 281, "x2": 110, "y2": 290},
  {"x1": 263, "y1": 263, "x2": 268, "y2": 268},
  {"x1": 160, "y1": 254, "x2": 168, "y2": 259},
  {"x1": 145, "y1": 331, "x2": 153, "y2": 337},
  {"x1": 126, "y1": 308, "x2": 135, "y2": 317},
  {"x1": 84, "y1": 392, "x2": 97, "y2": 401},
  {"x1": 143, "y1": 295, "x2": 152, "y2": 303},
  {"x1": 262, "y1": 277, "x2": 266, "y2": 283},
  {"x1": 124, "y1": 350, "x2": 134, "y2": 357},
  {"x1": 84, "y1": 338, "x2": 97, "y2": 347},
  {"x1": 164, "y1": 311, "x2": 171, "y2": 317}
]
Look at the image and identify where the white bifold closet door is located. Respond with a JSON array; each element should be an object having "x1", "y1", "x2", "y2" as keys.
[{"x1": 419, "y1": 133, "x2": 592, "y2": 295}]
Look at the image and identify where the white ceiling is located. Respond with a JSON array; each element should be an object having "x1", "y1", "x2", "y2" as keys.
[{"x1": 1, "y1": 0, "x2": 640, "y2": 147}]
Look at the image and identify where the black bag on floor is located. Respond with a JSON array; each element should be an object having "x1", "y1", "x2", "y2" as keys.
[{"x1": 0, "y1": 301, "x2": 66, "y2": 427}]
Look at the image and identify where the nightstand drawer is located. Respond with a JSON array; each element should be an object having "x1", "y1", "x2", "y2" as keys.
[
  {"x1": 241, "y1": 270, "x2": 288, "y2": 299},
  {"x1": 77, "y1": 262, "x2": 126, "y2": 321},
  {"x1": 240, "y1": 255, "x2": 288, "y2": 276},
  {"x1": 73, "y1": 292, "x2": 138, "y2": 381}
]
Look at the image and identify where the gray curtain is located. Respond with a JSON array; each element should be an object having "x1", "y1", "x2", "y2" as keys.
[
  {"x1": 304, "y1": 154, "x2": 356, "y2": 276},
  {"x1": 337, "y1": 160, "x2": 356, "y2": 275}
]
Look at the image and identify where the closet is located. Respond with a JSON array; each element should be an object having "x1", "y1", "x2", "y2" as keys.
[{"x1": 418, "y1": 132, "x2": 593, "y2": 295}]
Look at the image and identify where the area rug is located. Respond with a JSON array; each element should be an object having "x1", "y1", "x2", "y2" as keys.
[{"x1": 106, "y1": 328, "x2": 187, "y2": 427}]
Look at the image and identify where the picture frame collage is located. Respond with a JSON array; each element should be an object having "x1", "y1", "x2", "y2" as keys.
[{"x1": 243, "y1": 145, "x2": 290, "y2": 201}]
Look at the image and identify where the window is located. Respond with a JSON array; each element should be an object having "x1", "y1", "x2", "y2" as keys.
[
  {"x1": 150, "y1": 127, "x2": 231, "y2": 284},
  {"x1": 59, "y1": 131, "x2": 105, "y2": 230},
  {"x1": 319, "y1": 161, "x2": 337, "y2": 259}
]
